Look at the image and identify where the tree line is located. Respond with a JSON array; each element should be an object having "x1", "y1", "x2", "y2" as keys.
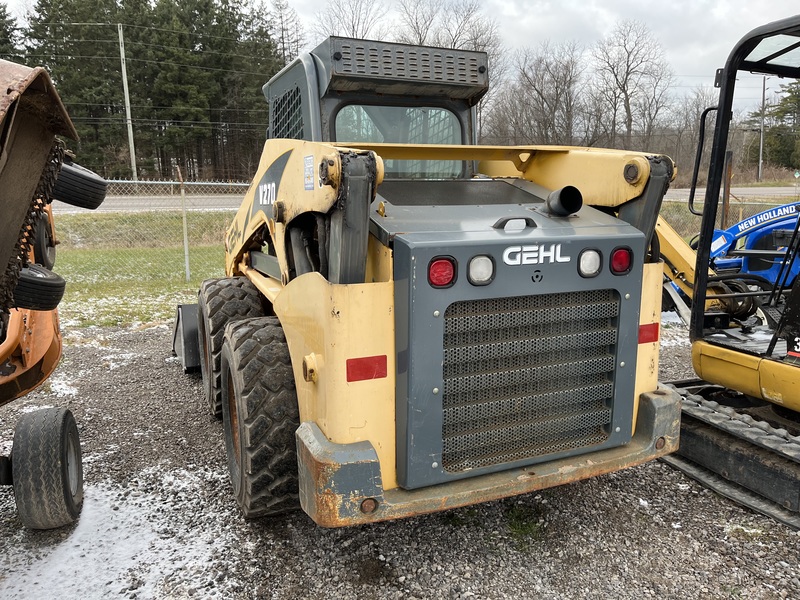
[
  {"x1": 0, "y1": 0, "x2": 303, "y2": 180},
  {"x1": 0, "y1": 0, "x2": 792, "y2": 184},
  {"x1": 749, "y1": 81, "x2": 800, "y2": 174}
]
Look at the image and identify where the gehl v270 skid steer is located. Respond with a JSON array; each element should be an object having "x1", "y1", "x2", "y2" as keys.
[{"x1": 174, "y1": 37, "x2": 682, "y2": 527}]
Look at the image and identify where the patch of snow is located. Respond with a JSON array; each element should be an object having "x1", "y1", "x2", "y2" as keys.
[
  {"x1": 0, "y1": 470, "x2": 237, "y2": 599},
  {"x1": 48, "y1": 374, "x2": 78, "y2": 397},
  {"x1": 101, "y1": 353, "x2": 138, "y2": 370},
  {"x1": 19, "y1": 404, "x2": 56, "y2": 414}
]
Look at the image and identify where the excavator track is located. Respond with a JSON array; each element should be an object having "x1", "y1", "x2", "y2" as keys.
[
  {"x1": 663, "y1": 382, "x2": 800, "y2": 529},
  {"x1": 0, "y1": 142, "x2": 63, "y2": 312}
]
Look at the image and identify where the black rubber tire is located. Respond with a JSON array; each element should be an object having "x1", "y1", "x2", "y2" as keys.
[
  {"x1": 51, "y1": 161, "x2": 107, "y2": 210},
  {"x1": 12, "y1": 264, "x2": 65, "y2": 311},
  {"x1": 33, "y1": 212, "x2": 56, "y2": 270},
  {"x1": 220, "y1": 317, "x2": 300, "y2": 518},
  {"x1": 198, "y1": 277, "x2": 264, "y2": 418},
  {"x1": 12, "y1": 407, "x2": 84, "y2": 529}
]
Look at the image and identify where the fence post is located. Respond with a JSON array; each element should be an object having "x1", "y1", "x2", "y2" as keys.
[{"x1": 176, "y1": 167, "x2": 191, "y2": 282}]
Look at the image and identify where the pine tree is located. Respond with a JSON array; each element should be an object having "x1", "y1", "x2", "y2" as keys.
[
  {"x1": 25, "y1": 0, "x2": 123, "y2": 175},
  {"x1": 0, "y1": 2, "x2": 21, "y2": 63}
]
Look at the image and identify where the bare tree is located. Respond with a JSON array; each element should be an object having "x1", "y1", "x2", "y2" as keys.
[
  {"x1": 634, "y1": 67, "x2": 675, "y2": 151},
  {"x1": 433, "y1": 0, "x2": 480, "y2": 49},
  {"x1": 513, "y1": 41, "x2": 585, "y2": 145},
  {"x1": 310, "y1": 0, "x2": 389, "y2": 44},
  {"x1": 592, "y1": 20, "x2": 674, "y2": 150},
  {"x1": 667, "y1": 85, "x2": 718, "y2": 184},
  {"x1": 270, "y1": 0, "x2": 305, "y2": 66},
  {"x1": 396, "y1": 0, "x2": 440, "y2": 45}
]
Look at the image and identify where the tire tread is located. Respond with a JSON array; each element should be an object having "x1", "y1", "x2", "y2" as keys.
[{"x1": 222, "y1": 317, "x2": 300, "y2": 518}]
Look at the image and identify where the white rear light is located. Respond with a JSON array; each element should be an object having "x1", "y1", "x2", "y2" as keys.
[
  {"x1": 579, "y1": 249, "x2": 601, "y2": 278},
  {"x1": 468, "y1": 255, "x2": 494, "y2": 285}
]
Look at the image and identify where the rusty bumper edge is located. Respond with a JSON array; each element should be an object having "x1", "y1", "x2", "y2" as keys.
[{"x1": 296, "y1": 386, "x2": 681, "y2": 528}]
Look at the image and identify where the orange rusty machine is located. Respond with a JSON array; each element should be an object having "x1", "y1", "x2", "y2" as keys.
[{"x1": 0, "y1": 59, "x2": 106, "y2": 529}]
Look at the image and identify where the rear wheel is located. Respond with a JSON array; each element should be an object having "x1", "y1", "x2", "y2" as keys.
[
  {"x1": 220, "y1": 317, "x2": 300, "y2": 518},
  {"x1": 12, "y1": 408, "x2": 83, "y2": 529},
  {"x1": 197, "y1": 277, "x2": 264, "y2": 418}
]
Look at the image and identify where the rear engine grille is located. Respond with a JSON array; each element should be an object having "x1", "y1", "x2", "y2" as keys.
[{"x1": 442, "y1": 290, "x2": 619, "y2": 472}]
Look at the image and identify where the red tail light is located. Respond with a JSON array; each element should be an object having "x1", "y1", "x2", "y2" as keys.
[
  {"x1": 428, "y1": 257, "x2": 456, "y2": 287},
  {"x1": 610, "y1": 247, "x2": 632, "y2": 274}
]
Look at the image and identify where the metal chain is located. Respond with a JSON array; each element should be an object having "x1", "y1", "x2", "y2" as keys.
[{"x1": 0, "y1": 141, "x2": 64, "y2": 312}]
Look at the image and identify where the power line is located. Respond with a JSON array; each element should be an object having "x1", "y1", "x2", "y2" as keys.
[
  {"x1": 11, "y1": 53, "x2": 271, "y2": 77},
  {"x1": 66, "y1": 102, "x2": 267, "y2": 113},
  {"x1": 69, "y1": 116, "x2": 266, "y2": 129},
  {"x1": 31, "y1": 35, "x2": 276, "y2": 63},
  {"x1": 37, "y1": 21, "x2": 261, "y2": 45}
]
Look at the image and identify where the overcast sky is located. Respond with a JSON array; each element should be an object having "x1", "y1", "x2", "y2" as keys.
[
  {"x1": 290, "y1": 0, "x2": 799, "y2": 110},
  {"x1": 7, "y1": 0, "x2": 799, "y2": 111}
]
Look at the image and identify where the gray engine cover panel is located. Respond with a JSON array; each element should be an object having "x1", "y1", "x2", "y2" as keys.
[{"x1": 381, "y1": 186, "x2": 646, "y2": 489}]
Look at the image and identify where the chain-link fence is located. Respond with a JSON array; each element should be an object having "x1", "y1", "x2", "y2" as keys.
[
  {"x1": 47, "y1": 180, "x2": 799, "y2": 325},
  {"x1": 50, "y1": 181, "x2": 248, "y2": 326},
  {"x1": 53, "y1": 180, "x2": 247, "y2": 267},
  {"x1": 662, "y1": 193, "x2": 800, "y2": 241}
]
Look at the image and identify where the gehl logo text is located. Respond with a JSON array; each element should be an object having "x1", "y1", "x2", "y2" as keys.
[{"x1": 502, "y1": 244, "x2": 570, "y2": 265}]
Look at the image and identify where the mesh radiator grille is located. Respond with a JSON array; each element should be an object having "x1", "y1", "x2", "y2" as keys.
[{"x1": 442, "y1": 290, "x2": 619, "y2": 472}]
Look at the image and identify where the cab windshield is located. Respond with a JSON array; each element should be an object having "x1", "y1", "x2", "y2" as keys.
[{"x1": 334, "y1": 105, "x2": 463, "y2": 179}]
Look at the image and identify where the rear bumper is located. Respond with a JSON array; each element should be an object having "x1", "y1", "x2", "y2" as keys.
[{"x1": 296, "y1": 386, "x2": 681, "y2": 527}]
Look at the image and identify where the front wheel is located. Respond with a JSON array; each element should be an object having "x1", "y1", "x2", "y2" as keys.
[
  {"x1": 220, "y1": 317, "x2": 300, "y2": 518},
  {"x1": 197, "y1": 278, "x2": 264, "y2": 418},
  {"x1": 12, "y1": 264, "x2": 66, "y2": 311},
  {"x1": 51, "y1": 161, "x2": 107, "y2": 210},
  {"x1": 12, "y1": 408, "x2": 84, "y2": 529}
]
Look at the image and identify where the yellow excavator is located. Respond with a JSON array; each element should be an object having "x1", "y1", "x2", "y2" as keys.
[{"x1": 659, "y1": 15, "x2": 800, "y2": 528}]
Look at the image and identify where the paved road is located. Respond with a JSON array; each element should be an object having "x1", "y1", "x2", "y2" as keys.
[
  {"x1": 49, "y1": 185, "x2": 800, "y2": 214},
  {"x1": 51, "y1": 193, "x2": 247, "y2": 214}
]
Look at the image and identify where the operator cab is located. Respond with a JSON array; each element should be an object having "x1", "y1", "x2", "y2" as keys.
[{"x1": 263, "y1": 37, "x2": 487, "y2": 179}]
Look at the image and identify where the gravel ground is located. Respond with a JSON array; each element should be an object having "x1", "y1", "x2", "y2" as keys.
[{"x1": 0, "y1": 318, "x2": 798, "y2": 599}]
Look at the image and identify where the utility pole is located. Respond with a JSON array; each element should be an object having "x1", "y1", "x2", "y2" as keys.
[
  {"x1": 758, "y1": 75, "x2": 766, "y2": 182},
  {"x1": 118, "y1": 23, "x2": 138, "y2": 181}
]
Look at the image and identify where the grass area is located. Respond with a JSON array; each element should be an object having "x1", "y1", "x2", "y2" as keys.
[
  {"x1": 56, "y1": 245, "x2": 226, "y2": 327},
  {"x1": 50, "y1": 210, "x2": 233, "y2": 326},
  {"x1": 55, "y1": 210, "x2": 235, "y2": 249},
  {"x1": 504, "y1": 504, "x2": 544, "y2": 550}
]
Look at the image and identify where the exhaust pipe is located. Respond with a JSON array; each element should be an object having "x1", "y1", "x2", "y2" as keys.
[{"x1": 545, "y1": 185, "x2": 583, "y2": 216}]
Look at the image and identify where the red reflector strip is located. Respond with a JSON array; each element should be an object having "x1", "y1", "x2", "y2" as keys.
[
  {"x1": 346, "y1": 355, "x2": 388, "y2": 382},
  {"x1": 638, "y1": 323, "x2": 660, "y2": 344}
]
